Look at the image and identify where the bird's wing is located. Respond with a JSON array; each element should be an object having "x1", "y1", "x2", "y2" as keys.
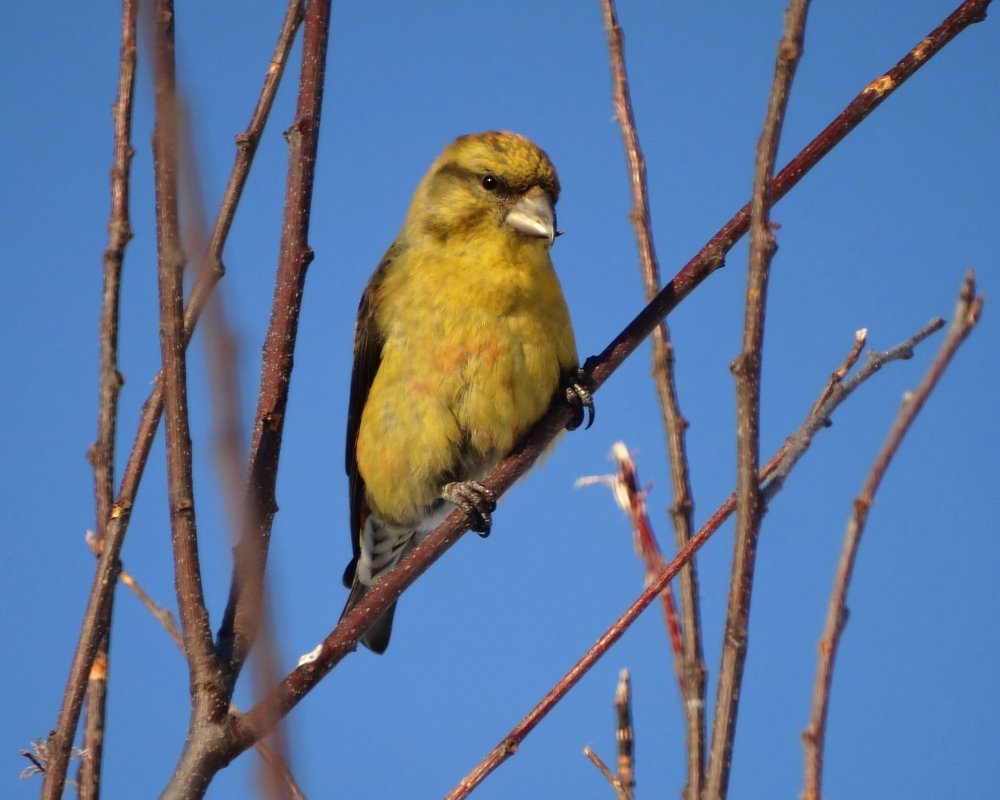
[{"x1": 343, "y1": 246, "x2": 397, "y2": 584}]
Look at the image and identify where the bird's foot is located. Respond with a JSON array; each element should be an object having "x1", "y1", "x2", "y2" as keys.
[
  {"x1": 564, "y1": 369, "x2": 595, "y2": 431},
  {"x1": 441, "y1": 480, "x2": 497, "y2": 537}
]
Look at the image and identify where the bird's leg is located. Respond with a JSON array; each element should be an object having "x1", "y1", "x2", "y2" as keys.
[
  {"x1": 564, "y1": 368, "x2": 595, "y2": 431},
  {"x1": 441, "y1": 480, "x2": 498, "y2": 537}
]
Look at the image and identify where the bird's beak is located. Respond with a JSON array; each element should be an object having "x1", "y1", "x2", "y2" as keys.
[{"x1": 505, "y1": 186, "x2": 556, "y2": 244}]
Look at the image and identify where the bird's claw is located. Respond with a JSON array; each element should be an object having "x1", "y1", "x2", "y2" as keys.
[
  {"x1": 442, "y1": 480, "x2": 497, "y2": 537},
  {"x1": 565, "y1": 369, "x2": 595, "y2": 431}
]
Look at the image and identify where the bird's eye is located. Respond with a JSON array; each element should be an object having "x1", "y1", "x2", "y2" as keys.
[{"x1": 481, "y1": 174, "x2": 500, "y2": 191}]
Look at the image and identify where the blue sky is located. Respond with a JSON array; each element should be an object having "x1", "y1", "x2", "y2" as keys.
[{"x1": 2, "y1": 2, "x2": 998, "y2": 798}]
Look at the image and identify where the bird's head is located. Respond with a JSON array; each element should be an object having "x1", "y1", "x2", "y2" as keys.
[{"x1": 407, "y1": 131, "x2": 561, "y2": 245}]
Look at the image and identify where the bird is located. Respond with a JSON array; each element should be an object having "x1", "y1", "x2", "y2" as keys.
[{"x1": 340, "y1": 131, "x2": 592, "y2": 653}]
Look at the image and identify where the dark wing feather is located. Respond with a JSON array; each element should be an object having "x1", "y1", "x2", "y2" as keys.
[{"x1": 343, "y1": 246, "x2": 397, "y2": 585}]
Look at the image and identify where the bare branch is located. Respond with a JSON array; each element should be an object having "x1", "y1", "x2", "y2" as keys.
[
  {"x1": 584, "y1": 746, "x2": 628, "y2": 799},
  {"x1": 801, "y1": 273, "x2": 983, "y2": 800},
  {"x1": 600, "y1": 3, "x2": 706, "y2": 792},
  {"x1": 41, "y1": 5, "x2": 303, "y2": 794},
  {"x1": 150, "y1": 0, "x2": 221, "y2": 694},
  {"x1": 708, "y1": 4, "x2": 811, "y2": 798},
  {"x1": 79, "y1": 2, "x2": 137, "y2": 796},
  {"x1": 443, "y1": 462, "x2": 781, "y2": 800}
]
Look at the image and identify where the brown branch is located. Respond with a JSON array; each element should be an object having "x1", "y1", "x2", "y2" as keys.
[
  {"x1": 577, "y1": 445, "x2": 686, "y2": 663},
  {"x1": 600, "y1": 3, "x2": 706, "y2": 793},
  {"x1": 584, "y1": 746, "x2": 629, "y2": 799},
  {"x1": 172, "y1": 46, "x2": 299, "y2": 795},
  {"x1": 78, "y1": 2, "x2": 137, "y2": 797},
  {"x1": 762, "y1": 319, "x2": 945, "y2": 501},
  {"x1": 202, "y1": 287, "x2": 296, "y2": 799},
  {"x1": 220, "y1": 0, "x2": 990, "y2": 762},
  {"x1": 708, "y1": 4, "x2": 811, "y2": 799},
  {"x1": 160, "y1": 1, "x2": 330, "y2": 795},
  {"x1": 86, "y1": 530, "x2": 184, "y2": 650},
  {"x1": 41, "y1": 5, "x2": 303, "y2": 795},
  {"x1": 806, "y1": 328, "x2": 867, "y2": 421},
  {"x1": 802, "y1": 272, "x2": 983, "y2": 800},
  {"x1": 150, "y1": 0, "x2": 220, "y2": 698},
  {"x1": 215, "y1": 0, "x2": 329, "y2": 680},
  {"x1": 87, "y1": 0, "x2": 135, "y2": 546}
]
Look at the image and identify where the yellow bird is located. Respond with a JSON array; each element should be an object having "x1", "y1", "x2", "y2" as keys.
[{"x1": 341, "y1": 131, "x2": 591, "y2": 653}]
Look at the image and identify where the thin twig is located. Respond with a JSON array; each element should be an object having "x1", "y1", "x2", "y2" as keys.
[
  {"x1": 806, "y1": 328, "x2": 868, "y2": 421},
  {"x1": 584, "y1": 747, "x2": 626, "y2": 796},
  {"x1": 577, "y1": 445, "x2": 685, "y2": 663},
  {"x1": 708, "y1": 4, "x2": 811, "y2": 799},
  {"x1": 86, "y1": 531, "x2": 184, "y2": 649},
  {"x1": 42, "y1": 4, "x2": 303, "y2": 795},
  {"x1": 600, "y1": 3, "x2": 706, "y2": 792},
  {"x1": 762, "y1": 319, "x2": 945, "y2": 501},
  {"x1": 150, "y1": 0, "x2": 222, "y2": 697},
  {"x1": 79, "y1": 2, "x2": 137, "y2": 797},
  {"x1": 801, "y1": 272, "x2": 983, "y2": 800},
  {"x1": 615, "y1": 669, "x2": 636, "y2": 799}
]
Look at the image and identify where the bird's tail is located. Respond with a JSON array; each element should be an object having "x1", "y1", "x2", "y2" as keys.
[{"x1": 340, "y1": 577, "x2": 396, "y2": 655}]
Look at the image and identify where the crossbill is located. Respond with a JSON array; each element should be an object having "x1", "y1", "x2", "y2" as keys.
[{"x1": 341, "y1": 131, "x2": 591, "y2": 653}]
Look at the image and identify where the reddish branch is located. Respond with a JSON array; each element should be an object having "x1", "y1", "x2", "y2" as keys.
[
  {"x1": 707, "y1": 3, "x2": 811, "y2": 799},
  {"x1": 763, "y1": 319, "x2": 945, "y2": 501},
  {"x1": 802, "y1": 273, "x2": 983, "y2": 799},
  {"x1": 604, "y1": 444, "x2": 686, "y2": 660},
  {"x1": 578, "y1": 445, "x2": 685, "y2": 661},
  {"x1": 600, "y1": 3, "x2": 707, "y2": 794}
]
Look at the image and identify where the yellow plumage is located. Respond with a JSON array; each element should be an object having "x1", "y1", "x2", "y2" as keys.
[{"x1": 342, "y1": 131, "x2": 580, "y2": 652}]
